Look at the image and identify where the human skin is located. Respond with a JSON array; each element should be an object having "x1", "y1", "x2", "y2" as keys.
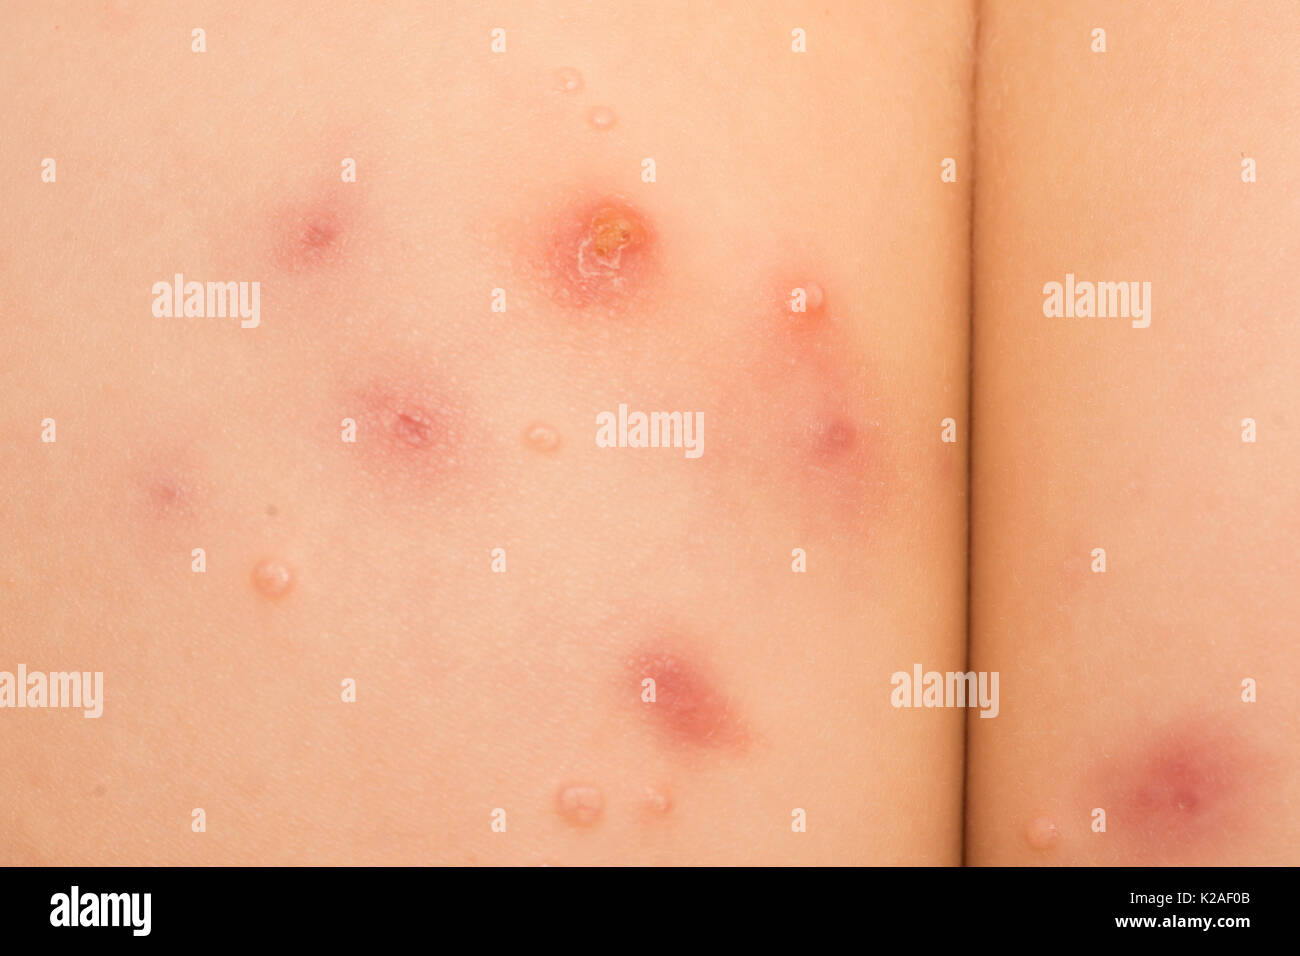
[
  {"x1": 0, "y1": 1, "x2": 971, "y2": 864},
  {"x1": 968, "y1": 1, "x2": 1300, "y2": 864}
]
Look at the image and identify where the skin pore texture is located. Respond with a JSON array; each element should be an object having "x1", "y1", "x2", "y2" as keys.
[
  {"x1": 5, "y1": 1, "x2": 1294, "y2": 870},
  {"x1": 967, "y1": 0, "x2": 1300, "y2": 864},
  {"x1": 0, "y1": 1, "x2": 971, "y2": 864}
]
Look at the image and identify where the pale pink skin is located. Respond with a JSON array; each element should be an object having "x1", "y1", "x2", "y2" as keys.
[
  {"x1": 11, "y1": 1, "x2": 1292, "y2": 869},
  {"x1": 966, "y1": 0, "x2": 1300, "y2": 865},
  {"x1": 0, "y1": 0, "x2": 969, "y2": 865}
]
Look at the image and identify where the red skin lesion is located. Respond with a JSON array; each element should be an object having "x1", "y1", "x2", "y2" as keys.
[
  {"x1": 142, "y1": 475, "x2": 191, "y2": 518},
  {"x1": 710, "y1": 322, "x2": 884, "y2": 534},
  {"x1": 679, "y1": 258, "x2": 891, "y2": 539},
  {"x1": 271, "y1": 201, "x2": 351, "y2": 274},
  {"x1": 263, "y1": 180, "x2": 366, "y2": 277},
  {"x1": 355, "y1": 385, "x2": 461, "y2": 461},
  {"x1": 127, "y1": 434, "x2": 214, "y2": 527},
  {"x1": 625, "y1": 645, "x2": 751, "y2": 755},
  {"x1": 334, "y1": 364, "x2": 472, "y2": 498},
  {"x1": 805, "y1": 411, "x2": 862, "y2": 463},
  {"x1": 1085, "y1": 715, "x2": 1278, "y2": 862},
  {"x1": 533, "y1": 194, "x2": 660, "y2": 312}
]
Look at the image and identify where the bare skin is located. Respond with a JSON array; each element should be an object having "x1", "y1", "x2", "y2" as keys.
[
  {"x1": 968, "y1": 0, "x2": 1300, "y2": 864},
  {"x1": 0, "y1": 2, "x2": 970, "y2": 864},
  {"x1": 14, "y1": 1, "x2": 1286, "y2": 872}
]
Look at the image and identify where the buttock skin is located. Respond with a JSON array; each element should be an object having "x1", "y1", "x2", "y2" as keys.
[
  {"x1": 967, "y1": 0, "x2": 1300, "y2": 865},
  {"x1": 0, "y1": 1, "x2": 971, "y2": 864}
]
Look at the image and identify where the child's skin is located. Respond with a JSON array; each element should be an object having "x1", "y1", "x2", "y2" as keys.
[
  {"x1": 0, "y1": 2, "x2": 971, "y2": 863},
  {"x1": 968, "y1": 0, "x2": 1300, "y2": 864}
]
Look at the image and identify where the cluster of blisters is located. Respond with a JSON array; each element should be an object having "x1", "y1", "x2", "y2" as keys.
[
  {"x1": 552, "y1": 783, "x2": 674, "y2": 830},
  {"x1": 555, "y1": 784, "x2": 604, "y2": 827},
  {"x1": 202, "y1": 86, "x2": 880, "y2": 835},
  {"x1": 551, "y1": 66, "x2": 618, "y2": 131},
  {"x1": 546, "y1": 641, "x2": 749, "y2": 832}
]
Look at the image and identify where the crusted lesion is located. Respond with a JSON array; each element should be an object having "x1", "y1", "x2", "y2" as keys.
[
  {"x1": 534, "y1": 194, "x2": 657, "y2": 309},
  {"x1": 588, "y1": 207, "x2": 643, "y2": 265}
]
